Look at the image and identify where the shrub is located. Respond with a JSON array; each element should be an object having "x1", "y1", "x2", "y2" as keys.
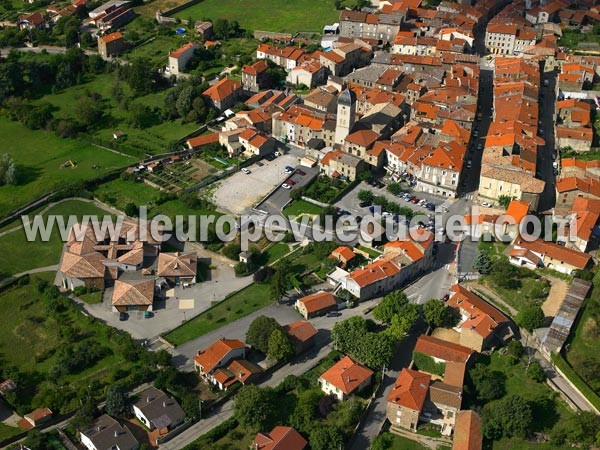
[{"x1": 413, "y1": 351, "x2": 445, "y2": 377}]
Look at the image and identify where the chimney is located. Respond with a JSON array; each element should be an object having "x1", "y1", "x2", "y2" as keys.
[
  {"x1": 114, "y1": 430, "x2": 118, "y2": 438},
  {"x1": 163, "y1": 401, "x2": 167, "y2": 408},
  {"x1": 147, "y1": 396, "x2": 151, "y2": 403}
]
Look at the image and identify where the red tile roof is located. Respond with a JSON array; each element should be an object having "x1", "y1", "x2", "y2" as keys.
[
  {"x1": 388, "y1": 368, "x2": 431, "y2": 411},
  {"x1": 194, "y1": 338, "x2": 245, "y2": 373},
  {"x1": 345, "y1": 129, "x2": 380, "y2": 148},
  {"x1": 297, "y1": 291, "x2": 337, "y2": 314},
  {"x1": 347, "y1": 258, "x2": 401, "y2": 288},
  {"x1": 505, "y1": 200, "x2": 530, "y2": 223},
  {"x1": 187, "y1": 132, "x2": 219, "y2": 149},
  {"x1": 169, "y1": 42, "x2": 196, "y2": 58},
  {"x1": 448, "y1": 285, "x2": 509, "y2": 339},
  {"x1": 243, "y1": 60, "x2": 269, "y2": 75},
  {"x1": 203, "y1": 78, "x2": 241, "y2": 102},
  {"x1": 331, "y1": 246, "x2": 356, "y2": 262},
  {"x1": 511, "y1": 237, "x2": 592, "y2": 270},
  {"x1": 320, "y1": 356, "x2": 373, "y2": 395},
  {"x1": 283, "y1": 321, "x2": 318, "y2": 344},
  {"x1": 414, "y1": 335, "x2": 474, "y2": 364},
  {"x1": 100, "y1": 31, "x2": 123, "y2": 44},
  {"x1": 254, "y1": 426, "x2": 307, "y2": 450},
  {"x1": 453, "y1": 410, "x2": 483, "y2": 450}
]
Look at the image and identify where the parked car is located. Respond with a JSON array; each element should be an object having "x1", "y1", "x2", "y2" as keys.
[
  {"x1": 466, "y1": 161, "x2": 472, "y2": 169},
  {"x1": 286, "y1": 179, "x2": 296, "y2": 185},
  {"x1": 264, "y1": 153, "x2": 275, "y2": 161},
  {"x1": 119, "y1": 312, "x2": 128, "y2": 321},
  {"x1": 426, "y1": 203, "x2": 435, "y2": 211},
  {"x1": 359, "y1": 200, "x2": 372, "y2": 207},
  {"x1": 282, "y1": 183, "x2": 291, "y2": 189},
  {"x1": 326, "y1": 311, "x2": 341, "y2": 317},
  {"x1": 411, "y1": 197, "x2": 420, "y2": 204},
  {"x1": 274, "y1": 151, "x2": 281, "y2": 157},
  {"x1": 241, "y1": 168, "x2": 251, "y2": 174},
  {"x1": 296, "y1": 169, "x2": 306, "y2": 176},
  {"x1": 284, "y1": 166, "x2": 294, "y2": 173}
]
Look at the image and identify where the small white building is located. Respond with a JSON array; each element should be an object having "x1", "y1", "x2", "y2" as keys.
[{"x1": 168, "y1": 42, "x2": 198, "y2": 76}]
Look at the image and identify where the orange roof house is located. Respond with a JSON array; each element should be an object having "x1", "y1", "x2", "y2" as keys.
[
  {"x1": 413, "y1": 335, "x2": 474, "y2": 387},
  {"x1": 505, "y1": 200, "x2": 530, "y2": 223},
  {"x1": 253, "y1": 426, "x2": 307, "y2": 450},
  {"x1": 388, "y1": 368, "x2": 431, "y2": 412},
  {"x1": 202, "y1": 78, "x2": 242, "y2": 110},
  {"x1": 508, "y1": 236, "x2": 592, "y2": 274},
  {"x1": 319, "y1": 356, "x2": 373, "y2": 400},
  {"x1": 187, "y1": 132, "x2": 219, "y2": 150},
  {"x1": 111, "y1": 279, "x2": 154, "y2": 312},
  {"x1": 448, "y1": 284, "x2": 512, "y2": 351},
  {"x1": 283, "y1": 321, "x2": 318, "y2": 349},
  {"x1": 157, "y1": 251, "x2": 197, "y2": 283},
  {"x1": 330, "y1": 246, "x2": 356, "y2": 265},
  {"x1": 193, "y1": 338, "x2": 246, "y2": 375},
  {"x1": 452, "y1": 410, "x2": 482, "y2": 450},
  {"x1": 295, "y1": 291, "x2": 337, "y2": 319}
]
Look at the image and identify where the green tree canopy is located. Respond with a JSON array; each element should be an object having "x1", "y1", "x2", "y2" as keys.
[
  {"x1": 483, "y1": 394, "x2": 532, "y2": 440},
  {"x1": 233, "y1": 385, "x2": 274, "y2": 429},
  {"x1": 516, "y1": 306, "x2": 545, "y2": 331},
  {"x1": 422, "y1": 298, "x2": 457, "y2": 328},
  {"x1": 267, "y1": 328, "x2": 295, "y2": 362},
  {"x1": 373, "y1": 291, "x2": 408, "y2": 324},
  {"x1": 246, "y1": 315, "x2": 281, "y2": 354}
]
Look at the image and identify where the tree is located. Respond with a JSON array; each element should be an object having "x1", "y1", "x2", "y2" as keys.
[
  {"x1": 526, "y1": 360, "x2": 546, "y2": 382},
  {"x1": 270, "y1": 266, "x2": 288, "y2": 300},
  {"x1": 482, "y1": 394, "x2": 532, "y2": 440},
  {"x1": 234, "y1": 385, "x2": 274, "y2": 429},
  {"x1": 371, "y1": 433, "x2": 394, "y2": 450},
  {"x1": 360, "y1": 332, "x2": 395, "y2": 369},
  {"x1": 290, "y1": 388, "x2": 322, "y2": 434},
  {"x1": 246, "y1": 316, "x2": 281, "y2": 354},
  {"x1": 155, "y1": 349, "x2": 172, "y2": 367},
  {"x1": 516, "y1": 306, "x2": 545, "y2": 331},
  {"x1": 124, "y1": 57, "x2": 156, "y2": 95},
  {"x1": 267, "y1": 328, "x2": 295, "y2": 361},
  {"x1": 505, "y1": 339, "x2": 523, "y2": 365},
  {"x1": 387, "y1": 303, "x2": 420, "y2": 339},
  {"x1": 181, "y1": 392, "x2": 201, "y2": 419},
  {"x1": 124, "y1": 202, "x2": 139, "y2": 217},
  {"x1": 373, "y1": 291, "x2": 408, "y2": 324},
  {"x1": 422, "y1": 298, "x2": 457, "y2": 328},
  {"x1": 357, "y1": 189, "x2": 374, "y2": 204},
  {"x1": 551, "y1": 411, "x2": 600, "y2": 448},
  {"x1": 498, "y1": 195, "x2": 512, "y2": 209},
  {"x1": 105, "y1": 386, "x2": 129, "y2": 417},
  {"x1": 318, "y1": 394, "x2": 338, "y2": 418},
  {"x1": 0, "y1": 153, "x2": 17, "y2": 186},
  {"x1": 473, "y1": 250, "x2": 492, "y2": 275},
  {"x1": 75, "y1": 95, "x2": 104, "y2": 130},
  {"x1": 128, "y1": 103, "x2": 155, "y2": 129},
  {"x1": 386, "y1": 182, "x2": 402, "y2": 195},
  {"x1": 23, "y1": 430, "x2": 49, "y2": 450},
  {"x1": 309, "y1": 424, "x2": 344, "y2": 450},
  {"x1": 469, "y1": 364, "x2": 505, "y2": 402},
  {"x1": 332, "y1": 316, "x2": 368, "y2": 355}
]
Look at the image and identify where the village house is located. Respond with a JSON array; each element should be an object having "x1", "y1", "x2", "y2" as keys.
[
  {"x1": 24, "y1": 408, "x2": 52, "y2": 428},
  {"x1": 97, "y1": 31, "x2": 125, "y2": 58},
  {"x1": 416, "y1": 141, "x2": 466, "y2": 198},
  {"x1": 168, "y1": 42, "x2": 198, "y2": 76},
  {"x1": 508, "y1": 236, "x2": 592, "y2": 275},
  {"x1": 237, "y1": 127, "x2": 276, "y2": 156},
  {"x1": 387, "y1": 368, "x2": 430, "y2": 432},
  {"x1": 111, "y1": 279, "x2": 154, "y2": 313},
  {"x1": 558, "y1": 197, "x2": 600, "y2": 252},
  {"x1": 287, "y1": 61, "x2": 327, "y2": 88},
  {"x1": 256, "y1": 44, "x2": 306, "y2": 71},
  {"x1": 556, "y1": 127, "x2": 594, "y2": 153},
  {"x1": 156, "y1": 251, "x2": 197, "y2": 286},
  {"x1": 283, "y1": 321, "x2": 318, "y2": 355},
  {"x1": 478, "y1": 165, "x2": 545, "y2": 211},
  {"x1": 330, "y1": 246, "x2": 356, "y2": 266},
  {"x1": 186, "y1": 132, "x2": 220, "y2": 151},
  {"x1": 452, "y1": 410, "x2": 483, "y2": 450},
  {"x1": 253, "y1": 426, "x2": 307, "y2": 450},
  {"x1": 19, "y1": 11, "x2": 46, "y2": 30},
  {"x1": 202, "y1": 77, "x2": 243, "y2": 111},
  {"x1": 448, "y1": 284, "x2": 513, "y2": 352},
  {"x1": 319, "y1": 149, "x2": 364, "y2": 182},
  {"x1": 319, "y1": 355, "x2": 373, "y2": 401},
  {"x1": 80, "y1": 414, "x2": 139, "y2": 450},
  {"x1": 132, "y1": 387, "x2": 185, "y2": 437},
  {"x1": 242, "y1": 60, "x2": 270, "y2": 92},
  {"x1": 413, "y1": 335, "x2": 474, "y2": 388},
  {"x1": 295, "y1": 291, "x2": 337, "y2": 319},
  {"x1": 194, "y1": 20, "x2": 213, "y2": 40}
]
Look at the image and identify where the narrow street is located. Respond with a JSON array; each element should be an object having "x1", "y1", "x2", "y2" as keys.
[{"x1": 537, "y1": 68, "x2": 558, "y2": 212}]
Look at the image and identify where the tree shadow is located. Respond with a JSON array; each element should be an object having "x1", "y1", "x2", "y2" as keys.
[{"x1": 15, "y1": 164, "x2": 42, "y2": 186}]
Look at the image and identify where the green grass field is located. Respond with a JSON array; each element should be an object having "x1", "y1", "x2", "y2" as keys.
[
  {"x1": 263, "y1": 242, "x2": 291, "y2": 264},
  {"x1": 163, "y1": 283, "x2": 272, "y2": 346},
  {"x1": 0, "y1": 423, "x2": 20, "y2": 444},
  {"x1": 0, "y1": 200, "x2": 113, "y2": 279},
  {"x1": 283, "y1": 200, "x2": 324, "y2": 217},
  {"x1": 0, "y1": 118, "x2": 135, "y2": 219},
  {"x1": 0, "y1": 280, "x2": 141, "y2": 413},
  {"x1": 174, "y1": 0, "x2": 340, "y2": 32},
  {"x1": 33, "y1": 73, "x2": 198, "y2": 155}
]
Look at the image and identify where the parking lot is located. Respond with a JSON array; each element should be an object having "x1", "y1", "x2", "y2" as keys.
[
  {"x1": 334, "y1": 181, "x2": 451, "y2": 218},
  {"x1": 213, "y1": 153, "x2": 301, "y2": 215},
  {"x1": 256, "y1": 165, "x2": 319, "y2": 215}
]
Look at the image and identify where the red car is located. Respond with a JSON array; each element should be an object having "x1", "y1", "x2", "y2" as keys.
[
  {"x1": 411, "y1": 197, "x2": 420, "y2": 204},
  {"x1": 286, "y1": 179, "x2": 296, "y2": 185},
  {"x1": 296, "y1": 169, "x2": 306, "y2": 176}
]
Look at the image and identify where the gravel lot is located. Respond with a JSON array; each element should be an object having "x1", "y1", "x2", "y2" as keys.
[{"x1": 213, "y1": 154, "x2": 301, "y2": 215}]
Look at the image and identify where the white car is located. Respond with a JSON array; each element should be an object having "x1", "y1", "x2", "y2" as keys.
[
  {"x1": 553, "y1": 161, "x2": 559, "y2": 169},
  {"x1": 241, "y1": 168, "x2": 251, "y2": 174},
  {"x1": 282, "y1": 183, "x2": 291, "y2": 189},
  {"x1": 274, "y1": 151, "x2": 281, "y2": 157},
  {"x1": 481, "y1": 201, "x2": 491, "y2": 207}
]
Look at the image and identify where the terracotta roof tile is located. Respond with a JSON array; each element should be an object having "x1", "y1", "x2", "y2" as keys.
[
  {"x1": 388, "y1": 368, "x2": 430, "y2": 410},
  {"x1": 297, "y1": 291, "x2": 337, "y2": 314},
  {"x1": 194, "y1": 338, "x2": 246, "y2": 373},
  {"x1": 320, "y1": 356, "x2": 373, "y2": 395}
]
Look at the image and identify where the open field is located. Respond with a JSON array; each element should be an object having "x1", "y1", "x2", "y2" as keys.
[
  {"x1": 163, "y1": 283, "x2": 272, "y2": 346},
  {"x1": 33, "y1": 73, "x2": 198, "y2": 155},
  {"x1": 0, "y1": 118, "x2": 135, "y2": 219},
  {"x1": 0, "y1": 200, "x2": 113, "y2": 279},
  {"x1": 283, "y1": 199, "x2": 323, "y2": 217},
  {"x1": 173, "y1": 0, "x2": 340, "y2": 32},
  {"x1": 0, "y1": 279, "x2": 145, "y2": 414}
]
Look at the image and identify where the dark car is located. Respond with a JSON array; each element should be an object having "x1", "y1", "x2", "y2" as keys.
[
  {"x1": 426, "y1": 203, "x2": 435, "y2": 211},
  {"x1": 119, "y1": 312, "x2": 128, "y2": 321},
  {"x1": 359, "y1": 200, "x2": 372, "y2": 207},
  {"x1": 286, "y1": 178, "x2": 296, "y2": 185},
  {"x1": 264, "y1": 153, "x2": 276, "y2": 161},
  {"x1": 296, "y1": 169, "x2": 306, "y2": 176},
  {"x1": 326, "y1": 311, "x2": 341, "y2": 317}
]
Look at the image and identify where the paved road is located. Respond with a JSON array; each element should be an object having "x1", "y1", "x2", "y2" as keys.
[
  {"x1": 256, "y1": 165, "x2": 319, "y2": 215},
  {"x1": 537, "y1": 69, "x2": 558, "y2": 212}
]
